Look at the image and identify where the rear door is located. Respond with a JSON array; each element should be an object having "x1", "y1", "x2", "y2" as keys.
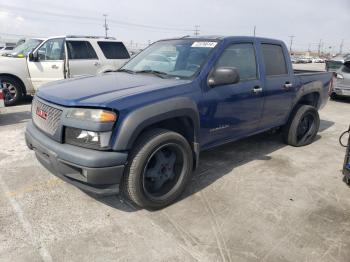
[
  {"x1": 258, "y1": 43, "x2": 294, "y2": 129},
  {"x1": 27, "y1": 38, "x2": 65, "y2": 89},
  {"x1": 66, "y1": 40, "x2": 101, "y2": 77}
]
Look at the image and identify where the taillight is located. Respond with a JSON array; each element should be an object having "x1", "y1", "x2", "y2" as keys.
[
  {"x1": 328, "y1": 73, "x2": 337, "y2": 95},
  {"x1": 0, "y1": 90, "x2": 3, "y2": 100}
]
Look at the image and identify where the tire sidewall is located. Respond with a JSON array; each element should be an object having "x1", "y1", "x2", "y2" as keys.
[
  {"x1": 1, "y1": 77, "x2": 22, "y2": 106},
  {"x1": 287, "y1": 105, "x2": 320, "y2": 147},
  {"x1": 124, "y1": 130, "x2": 193, "y2": 209}
]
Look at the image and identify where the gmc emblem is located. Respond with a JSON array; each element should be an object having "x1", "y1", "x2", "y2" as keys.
[{"x1": 36, "y1": 108, "x2": 48, "y2": 120}]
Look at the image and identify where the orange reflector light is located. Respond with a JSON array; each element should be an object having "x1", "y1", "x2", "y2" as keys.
[{"x1": 100, "y1": 111, "x2": 117, "y2": 122}]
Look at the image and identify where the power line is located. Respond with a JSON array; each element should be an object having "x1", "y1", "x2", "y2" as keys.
[
  {"x1": 0, "y1": 4, "x2": 194, "y2": 32},
  {"x1": 339, "y1": 39, "x2": 344, "y2": 54},
  {"x1": 289, "y1": 35, "x2": 295, "y2": 53},
  {"x1": 103, "y1": 14, "x2": 109, "y2": 38},
  {"x1": 318, "y1": 39, "x2": 322, "y2": 56},
  {"x1": 194, "y1": 25, "x2": 200, "y2": 36}
]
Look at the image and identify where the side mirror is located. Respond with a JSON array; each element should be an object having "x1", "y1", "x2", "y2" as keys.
[
  {"x1": 28, "y1": 51, "x2": 38, "y2": 62},
  {"x1": 208, "y1": 67, "x2": 240, "y2": 87}
]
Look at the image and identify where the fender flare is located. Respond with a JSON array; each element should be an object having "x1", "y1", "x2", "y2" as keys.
[
  {"x1": 112, "y1": 97, "x2": 200, "y2": 151},
  {"x1": 292, "y1": 80, "x2": 323, "y2": 109}
]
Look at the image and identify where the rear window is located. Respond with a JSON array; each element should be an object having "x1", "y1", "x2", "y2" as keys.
[
  {"x1": 97, "y1": 41, "x2": 130, "y2": 59},
  {"x1": 66, "y1": 41, "x2": 98, "y2": 60},
  {"x1": 261, "y1": 44, "x2": 288, "y2": 76}
]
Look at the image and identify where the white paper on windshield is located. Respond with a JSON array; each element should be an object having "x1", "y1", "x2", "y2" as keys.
[{"x1": 191, "y1": 42, "x2": 217, "y2": 48}]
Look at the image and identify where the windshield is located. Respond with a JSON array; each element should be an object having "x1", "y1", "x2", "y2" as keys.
[
  {"x1": 121, "y1": 39, "x2": 219, "y2": 78},
  {"x1": 8, "y1": 39, "x2": 43, "y2": 57}
]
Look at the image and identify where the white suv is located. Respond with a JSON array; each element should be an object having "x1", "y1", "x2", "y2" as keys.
[{"x1": 0, "y1": 36, "x2": 130, "y2": 106}]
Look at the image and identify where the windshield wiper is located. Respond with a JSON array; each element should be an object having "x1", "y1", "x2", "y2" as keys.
[
  {"x1": 135, "y1": 70, "x2": 170, "y2": 78},
  {"x1": 116, "y1": 68, "x2": 136, "y2": 74}
]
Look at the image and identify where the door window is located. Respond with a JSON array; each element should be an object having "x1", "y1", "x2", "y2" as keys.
[
  {"x1": 97, "y1": 41, "x2": 130, "y2": 59},
  {"x1": 66, "y1": 41, "x2": 98, "y2": 60},
  {"x1": 261, "y1": 44, "x2": 288, "y2": 76},
  {"x1": 37, "y1": 38, "x2": 64, "y2": 61},
  {"x1": 215, "y1": 43, "x2": 257, "y2": 81}
]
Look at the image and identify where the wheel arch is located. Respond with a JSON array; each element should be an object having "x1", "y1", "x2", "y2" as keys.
[{"x1": 112, "y1": 97, "x2": 200, "y2": 168}]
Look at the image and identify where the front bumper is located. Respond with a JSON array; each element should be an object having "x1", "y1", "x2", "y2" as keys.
[{"x1": 25, "y1": 121, "x2": 128, "y2": 195}]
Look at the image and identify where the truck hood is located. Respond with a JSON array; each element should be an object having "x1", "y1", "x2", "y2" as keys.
[{"x1": 36, "y1": 72, "x2": 191, "y2": 107}]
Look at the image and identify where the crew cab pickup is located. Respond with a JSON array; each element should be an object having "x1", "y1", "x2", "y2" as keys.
[
  {"x1": 0, "y1": 35, "x2": 130, "y2": 106},
  {"x1": 25, "y1": 36, "x2": 333, "y2": 209}
]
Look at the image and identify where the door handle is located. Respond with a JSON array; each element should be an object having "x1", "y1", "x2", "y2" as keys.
[
  {"x1": 93, "y1": 61, "x2": 101, "y2": 66},
  {"x1": 51, "y1": 65, "x2": 59, "y2": 69},
  {"x1": 252, "y1": 86, "x2": 263, "y2": 94},
  {"x1": 283, "y1": 82, "x2": 293, "y2": 90}
]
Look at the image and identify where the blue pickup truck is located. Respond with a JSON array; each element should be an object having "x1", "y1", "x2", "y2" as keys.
[{"x1": 25, "y1": 36, "x2": 332, "y2": 209}]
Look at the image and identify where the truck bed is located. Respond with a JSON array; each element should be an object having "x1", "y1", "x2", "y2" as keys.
[{"x1": 294, "y1": 69, "x2": 326, "y2": 75}]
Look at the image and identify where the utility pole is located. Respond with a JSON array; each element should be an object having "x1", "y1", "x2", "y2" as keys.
[
  {"x1": 318, "y1": 39, "x2": 322, "y2": 56},
  {"x1": 194, "y1": 25, "x2": 200, "y2": 36},
  {"x1": 339, "y1": 39, "x2": 344, "y2": 54},
  {"x1": 253, "y1": 26, "x2": 256, "y2": 37},
  {"x1": 103, "y1": 14, "x2": 109, "y2": 38},
  {"x1": 288, "y1": 35, "x2": 295, "y2": 54}
]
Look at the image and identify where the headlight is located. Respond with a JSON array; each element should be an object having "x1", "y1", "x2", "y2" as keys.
[
  {"x1": 66, "y1": 108, "x2": 117, "y2": 122},
  {"x1": 65, "y1": 127, "x2": 112, "y2": 150}
]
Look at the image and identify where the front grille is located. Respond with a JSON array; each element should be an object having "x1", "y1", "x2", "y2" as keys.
[{"x1": 32, "y1": 97, "x2": 62, "y2": 136}]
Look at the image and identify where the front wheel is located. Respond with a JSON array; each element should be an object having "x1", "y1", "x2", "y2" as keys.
[
  {"x1": 122, "y1": 129, "x2": 193, "y2": 209},
  {"x1": 1, "y1": 76, "x2": 23, "y2": 106},
  {"x1": 283, "y1": 105, "x2": 320, "y2": 147}
]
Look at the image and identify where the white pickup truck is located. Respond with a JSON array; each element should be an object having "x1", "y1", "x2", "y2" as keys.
[{"x1": 0, "y1": 36, "x2": 130, "y2": 106}]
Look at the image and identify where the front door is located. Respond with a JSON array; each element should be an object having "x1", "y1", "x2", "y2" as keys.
[
  {"x1": 200, "y1": 42, "x2": 265, "y2": 149},
  {"x1": 27, "y1": 38, "x2": 65, "y2": 90}
]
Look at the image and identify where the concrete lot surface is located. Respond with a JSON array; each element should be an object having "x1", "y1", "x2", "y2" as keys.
[{"x1": 0, "y1": 96, "x2": 350, "y2": 261}]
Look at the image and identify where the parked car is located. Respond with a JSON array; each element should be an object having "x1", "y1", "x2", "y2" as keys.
[
  {"x1": 0, "y1": 88, "x2": 4, "y2": 109},
  {"x1": 294, "y1": 57, "x2": 308, "y2": 64},
  {"x1": 2, "y1": 38, "x2": 44, "y2": 58},
  {"x1": 15, "y1": 38, "x2": 26, "y2": 47},
  {"x1": 25, "y1": 36, "x2": 333, "y2": 209},
  {"x1": 0, "y1": 46, "x2": 15, "y2": 55},
  {"x1": 0, "y1": 35, "x2": 130, "y2": 106},
  {"x1": 331, "y1": 59, "x2": 350, "y2": 98},
  {"x1": 325, "y1": 55, "x2": 349, "y2": 72},
  {"x1": 312, "y1": 57, "x2": 324, "y2": 63}
]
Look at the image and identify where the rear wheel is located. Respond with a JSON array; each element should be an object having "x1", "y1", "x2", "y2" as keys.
[
  {"x1": 122, "y1": 129, "x2": 193, "y2": 209},
  {"x1": 1, "y1": 76, "x2": 23, "y2": 106},
  {"x1": 283, "y1": 105, "x2": 320, "y2": 147},
  {"x1": 330, "y1": 92, "x2": 338, "y2": 100}
]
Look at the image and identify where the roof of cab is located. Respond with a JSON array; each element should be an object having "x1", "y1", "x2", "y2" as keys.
[{"x1": 163, "y1": 35, "x2": 285, "y2": 44}]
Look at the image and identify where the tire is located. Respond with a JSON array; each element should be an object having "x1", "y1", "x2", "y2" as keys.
[
  {"x1": 283, "y1": 105, "x2": 320, "y2": 147},
  {"x1": 122, "y1": 129, "x2": 193, "y2": 209},
  {"x1": 330, "y1": 92, "x2": 337, "y2": 100},
  {"x1": 1, "y1": 76, "x2": 23, "y2": 106}
]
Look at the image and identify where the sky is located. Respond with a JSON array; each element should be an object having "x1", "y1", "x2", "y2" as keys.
[{"x1": 0, "y1": 0, "x2": 349, "y2": 53}]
